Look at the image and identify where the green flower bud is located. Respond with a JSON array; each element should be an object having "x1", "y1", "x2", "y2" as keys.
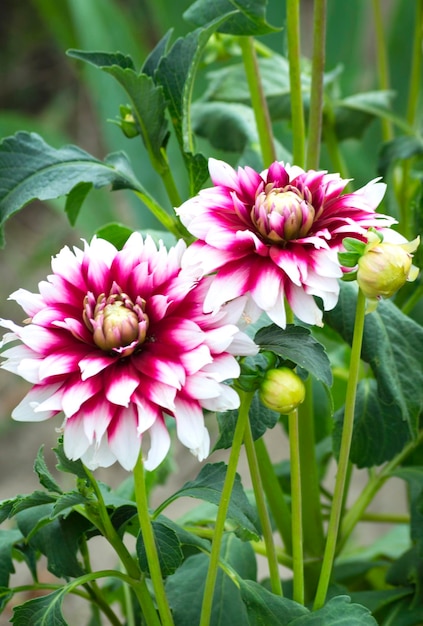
[
  {"x1": 357, "y1": 235, "x2": 420, "y2": 301},
  {"x1": 259, "y1": 367, "x2": 306, "y2": 414}
]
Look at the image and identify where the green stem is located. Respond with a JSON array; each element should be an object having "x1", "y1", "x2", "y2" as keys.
[
  {"x1": 286, "y1": 0, "x2": 306, "y2": 167},
  {"x1": 372, "y1": 0, "x2": 393, "y2": 142},
  {"x1": 82, "y1": 467, "x2": 161, "y2": 626},
  {"x1": 199, "y1": 390, "x2": 254, "y2": 626},
  {"x1": 159, "y1": 155, "x2": 183, "y2": 208},
  {"x1": 306, "y1": 0, "x2": 327, "y2": 170},
  {"x1": 239, "y1": 36, "x2": 277, "y2": 166},
  {"x1": 313, "y1": 289, "x2": 366, "y2": 610},
  {"x1": 133, "y1": 190, "x2": 189, "y2": 241},
  {"x1": 254, "y1": 437, "x2": 293, "y2": 553},
  {"x1": 340, "y1": 429, "x2": 423, "y2": 550},
  {"x1": 133, "y1": 452, "x2": 175, "y2": 626},
  {"x1": 289, "y1": 407, "x2": 304, "y2": 605},
  {"x1": 323, "y1": 114, "x2": 349, "y2": 181},
  {"x1": 244, "y1": 420, "x2": 283, "y2": 596}
]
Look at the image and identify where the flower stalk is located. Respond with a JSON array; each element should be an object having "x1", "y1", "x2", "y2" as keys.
[
  {"x1": 306, "y1": 0, "x2": 327, "y2": 170},
  {"x1": 313, "y1": 288, "x2": 367, "y2": 610},
  {"x1": 286, "y1": 0, "x2": 306, "y2": 167}
]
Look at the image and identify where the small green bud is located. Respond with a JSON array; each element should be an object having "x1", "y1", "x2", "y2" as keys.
[{"x1": 259, "y1": 367, "x2": 306, "y2": 414}]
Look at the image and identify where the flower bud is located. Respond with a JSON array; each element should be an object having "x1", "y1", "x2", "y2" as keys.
[
  {"x1": 259, "y1": 367, "x2": 306, "y2": 414},
  {"x1": 357, "y1": 235, "x2": 420, "y2": 300}
]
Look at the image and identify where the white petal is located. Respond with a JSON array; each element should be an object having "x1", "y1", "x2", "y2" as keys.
[
  {"x1": 287, "y1": 285, "x2": 324, "y2": 326},
  {"x1": 81, "y1": 437, "x2": 117, "y2": 470},
  {"x1": 144, "y1": 418, "x2": 171, "y2": 471},
  {"x1": 8, "y1": 288, "x2": 45, "y2": 316},
  {"x1": 63, "y1": 417, "x2": 91, "y2": 460},
  {"x1": 200, "y1": 384, "x2": 240, "y2": 412},
  {"x1": 12, "y1": 383, "x2": 63, "y2": 421},
  {"x1": 108, "y1": 406, "x2": 141, "y2": 471},
  {"x1": 174, "y1": 396, "x2": 207, "y2": 452}
]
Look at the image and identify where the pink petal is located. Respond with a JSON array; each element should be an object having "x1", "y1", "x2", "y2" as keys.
[{"x1": 104, "y1": 364, "x2": 140, "y2": 407}]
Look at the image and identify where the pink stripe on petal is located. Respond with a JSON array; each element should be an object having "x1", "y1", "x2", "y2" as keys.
[
  {"x1": 133, "y1": 353, "x2": 185, "y2": 389},
  {"x1": 249, "y1": 262, "x2": 282, "y2": 311},
  {"x1": 38, "y1": 347, "x2": 89, "y2": 381},
  {"x1": 79, "y1": 353, "x2": 114, "y2": 380},
  {"x1": 143, "y1": 377, "x2": 177, "y2": 411},
  {"x1": 209, "y1": 158, "x2": 240, "y2": 190},
  {"x1": 134, "y1": 395, "x2": 160, "y2": 434},
  {"x1": 203, "y1": 263, "x2": 250, "y2": 314},
  {"x1": 61, "y1": 375, "x2": 102, "y2": 417},
  {"x1": 104, "y1": 364, "x2": 140, "y2": 407}
]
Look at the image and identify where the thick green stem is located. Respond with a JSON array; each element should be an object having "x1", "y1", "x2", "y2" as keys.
[
  {"x1": 254, "y1": 437, "x2": 293, "y2": 553},
  {"x1": 306, "y1": 0, "x2": 327, "y2": 170},
  {"x1": 239, "y1": 36, "x2": 277, "y2": 166},
  {"x1": 133, "y1": 453, "x2": 175, "y2": 626},
  {"x1": 289, "y1": 408, "x2": 304, "y2": 605},
  {"x1": 133, "y1": 190, "x2": 189, "y2": 241},
  {"x1": 372, "y1": 0, "x2": 393, "y2": 142},
  {"x1": 323, "y1": 114, "x2": 349, "y2": 181},
  {"x1": 199, "y1": 390, "x2": 254, "y2": 626},
  {"x1": 244, "y1": 420, "x2": 283, "y2": 596},
  {"x1": 313, "y1": 289, "x2": 366, "y2": 610},
  {"x1": 286, "y1": 0, "x2": 306, "y2": 167}
]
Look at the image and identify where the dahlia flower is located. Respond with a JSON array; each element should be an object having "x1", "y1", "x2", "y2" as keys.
[
  {"x1": 0, "y1": 234, "x2": 257, "y2": 471},
  {"x1": 177, "y1": 159, "x2": 396, "y2": 327}
]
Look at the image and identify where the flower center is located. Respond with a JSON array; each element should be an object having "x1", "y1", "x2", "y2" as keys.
[
  {"x1": 252, "y1": 184, "x2": 315, "y2": 244},
  {"x1": 83, "y1": 285, "x2": 149, "y2": 356}
]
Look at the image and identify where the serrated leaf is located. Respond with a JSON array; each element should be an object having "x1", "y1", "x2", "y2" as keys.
[
  {"x1": 214, "y1": 393, "x2": 279, "y2": 451},
  {"x1": 333, "y1": 378, "x2": 411, "y2": 467},
  {"x1": 156, "y1": 19, "x2": 229, "y2": 194},
  {"x1": 136, "y1": 521, "x2": 183, "y2": 577},
  {"x1": 0, "y1": 586, "x2": 14, "y2": 613},
  {"x1": 239, "y1": 579, "x2": 308, "y2": 624},
  {"x1": 11, "y1": 589, "x2": 68, "y2": 626},
  {"x1": 255, "y1": 324, "x2": 333, "y2": 387},
  {"x1": 325, "y1": 282, "x2": 423, "y2": 440},
  {"x1": 192, "y1": 101, "x2": 258, "y2": 153},
  {"x1": 184, "y1": 0, "x2": 279, "y2": 36},
  {"x1": 158, "y1": 463, "x2": 260, "y2": 541},
  {"x1": 156, "y1": 514, "x2": 210, "y2": 554},
  {"x1": 11, "y1": 492, "x2": 57, "y2": 517},
  {"x1": 0, "y1": 529, "x2": 22, "y2": 587},
  {"x1": 53, "y1": 439, "x2": 88, "y2": 480},
  {"x1": 51, "y1": 491, "x2": 89, "y2": 518},
  {"x1": 142, "y1": 29, "x2": 173, "y2": 77},
  {"x1": 68, "y1": 51, "x2": 169, "y2": 168},
  {"x1": 166, "y1": 534, "x2": 256, "y2": 626},
  {"x1": 34, "y1": 446, "x2": 62, "y2": 495},
  {"x1": 0, "y1": 132, "x2": 144, "y2": 245},
  {"x1": 289, "y1": 595, "x2": 377, "y2": 624},
  {"x1": 65, "y1": 181, "x2": 93, "y2": 226}
]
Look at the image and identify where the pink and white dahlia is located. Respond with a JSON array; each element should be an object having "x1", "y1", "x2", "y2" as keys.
[
  {"x1": 177, "y1": 159, "x2": 396, "y2": 327},
  {"x1": 0, "y1": 233, "x2": 257, "y2": 471}
]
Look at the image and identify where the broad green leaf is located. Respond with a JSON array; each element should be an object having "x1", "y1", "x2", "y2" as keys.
[
  {"x1": 156, "y1": 462, "x2": 261, "y2": 541},
  {"x1": 349, "y1": 588, "x2": 413, "y2": 617},
  {"x1": 54, "y1": 439, "x2": 88, "y2": 480},
  {"x1": 95, "y1": 223, "x2": 133, "y2": 249},
  {"x1": 289, "y1": 595, "x2": 377, "y2": 624},
  {"x1": 0, "y1": 529, "x2": 22, "y2": 587},
  {"x1": 11, "y1": 589, "x2": 68, "y2": 626},
  {"x1": 254, "y1": 324, "x2": 333, "y2": 387},
  {"x1": 67, "y1": 50, "x2": 169, "y2": 169},
  {"x1": 239, "y1": 579, "x2": 308, "y2": 624},
  {"x1": 332, "y1": 378, "x2": 411, "y2": 467},
  {"x1": 0, "y1": 586, "x2": 14, "y2": 613},
  {"x1": 156, "y1": 20, "x2": 231, "y2": 194},
  {"x1": 0, "y1": 132, "x2": 144, "y2": 246},
  {"x1": 192, "y1": 101, "x2": 258, "y2": 153},
  {"x1": 325, "y1": 282, "x2": 423, "y2": 440},
  {"x1": 184, "y1": 0, "x2": 279, "y2": 36},
  {"x1": 329, "y1": 90, "x2": 397, "y2": 141},
  {"x1": 391, "y1": 468, "x2": 423, "y2": 548},
  {"x1": 142, "y1": 29, "x2": 173, "y2": 77},
  {"x1": 11, "y1": 492, "x2": 57, "y2": 518},
  {"x1": 378, "y1": 135, "x2": 423, "y2": 178},
  {"x1": 51, "y1": 491, "x2": 89, "y2": 518},
  {"x1": 136, "y1": 521, "x2": 183, "y2": 577},
  {"x1": 34, "y1": 446, "x2": 62, "y2": 495},
  {"x1": 214, "y1": 393, "x2": 279, "y2": 451},
  {"x1": 156, "y1": 514, "x2": 211, "y2": 554},
  {"x1": 166, "y1": 534, "x2": 256, "y2": 626}
]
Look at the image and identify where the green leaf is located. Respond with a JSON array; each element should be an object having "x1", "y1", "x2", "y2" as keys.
[
  {"x1": 65, "y1": 181, "x2": 93, "y2": 226},
  {"x1": 192, "y1": 101, "x2": 259, "y2": 153},
  {"x1": 67, "y1": 50, "x2": 169, "y2": 169},
  {"x1": 289, "y1": 595, "x2": 377, "y2": 624},
  {"x1": 54, "y1": 439, "x2": 88, "y2": 480},
  {"x1": 51, "y1": 491, "x2": 89, "y2": 518},
  {"x1": 332, "y1": 378, "x2": 411, "y2": 467},
  {"x1": 166, "y1": 534, "x2": 256, "y2": 626},
  {"x1": 325, "y1": 282, "x2": 423, "y2": 440},
  {"x1": 95, "y1": 222, "x2": 133, "y2": 249},
  {"x1": 155, "y1": 514, "x2": 211, "y2": 554},
  {"x1": 11, "y1": 589, "x2": 68, "y2": 626},
  {"x1": 214, "y1": 393, "x2": 279, "y2": 451},
  {"x1": 349, "y1": 588, "x2": 413, "y2": 617},
  {"x1": 158, "y1": 462, "x2": 261, "y2": 541},
  {"x1": 136, "y1": 521, "x2": 183, "y2": 577},
  {"x1": 0, "y1": 586, "x2": 14, "y2": 613},
  {"x1": 0, "y1": 131, "x2": 144, "y2": 245},
  {"x1": 239, "y1": 579, "x2": 308, "y2": 624},
  {"x1": 156, "y1": 20, "x2": 231, "y2": 194},
  {"x1": 184, "y1": 0, "x2": 279, "y2": 36},
  {"x1": 11, "y1": 492, "x2": 57, "y2": 518},
  {"x1": 378, "y1": 135, "x2": 423, "y2": 178},
  {"x1": 34, "y1": 446, "x2": 63, "y2": 495},
  {"x1": 0, "y1": 529, "x2": 22, "y2": 587},
  {"x1": 391, "y1": 468, "x2": 423, "y2": 548},
  {"x1": 255, "y1": 324, "x2": 333, "y2": 387},
  {"x1": 142, "y1": 29, "x2": 173, "y2": 77},
  {"x1": 329, "y1": 90, "x2": 396, "y2": 141}
]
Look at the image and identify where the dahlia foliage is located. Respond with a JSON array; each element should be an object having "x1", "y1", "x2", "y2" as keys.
[
  {"x1": 0, "y1": 233, "x2": 257, "y2": 470},
  {"x1": 178, "y1": 159, "x2": 396, "y2": 327}
]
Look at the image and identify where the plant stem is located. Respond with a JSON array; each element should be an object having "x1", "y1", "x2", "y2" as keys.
[
  {"x1": 239, "y1": 36, "x2": 277, "y2": 166},
  {"x1": 306, "y1": 0, "x2": 327, "y2": 170},
  {"x1": 254, "y1": 437, "x2": 293, "y2": 553},
  {"x1": 323, "y1": 113, "x2": 349, "y2": 180},
  {"x1": 133, "y1": 452, "x2": 175, "y2": 626},
  {"x1": 313, "y1": 288, "x2": 366, "y2": 610},
  {"x1": 244, "y1": 420, "x2": 283, "y2": 596},
  {"x1": 286, "y1": 0, "x2": 306, "y2": 167},
  {"x1": 199, "y1": 390, "x2": 254, "y2": 626},
  {"x1": 289, "y1": 407, "x2": 304, "y2": 605},
  {"x1": 133, "y1": 190, "x2": 189, "y2": 241},
  {"x1": 372, "y1": 0, "x2": 393, "y2": 142}
]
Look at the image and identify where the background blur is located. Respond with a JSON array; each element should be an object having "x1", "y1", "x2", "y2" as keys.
[{"x1": 0, "y1": 0, "x2": 415, "y2": 620}]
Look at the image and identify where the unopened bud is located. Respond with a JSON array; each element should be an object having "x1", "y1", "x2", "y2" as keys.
[{"x1": 259, "y1": 367, "x2": 306, "y2": 414}]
